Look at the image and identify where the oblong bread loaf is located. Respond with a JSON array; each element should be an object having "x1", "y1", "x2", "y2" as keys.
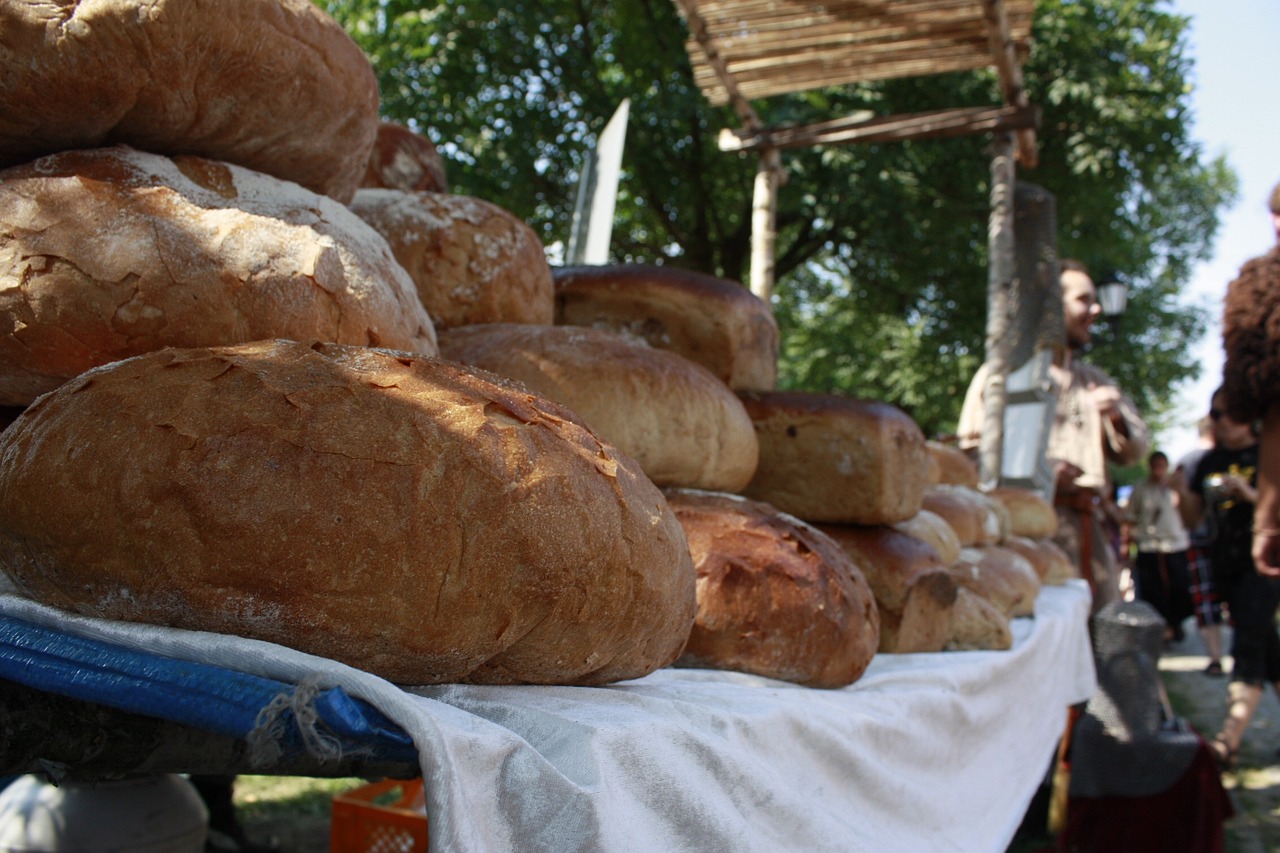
[
  {"x1": 0, "y1": 147, "x2": 438, "y2": 407},
  {"x1": 362, "y1": 122, "x2": 449, "y2": 193},
  {"x1": 893, "y1": 508, "x2": 962, "y2": 566},
  {"x1": 0, "y1": 0, "x2": 378, "y2": 202},
  {"x1": 922, "y1": 485, "x2": 1009, "y2": 546},
  {"x1": 927, "y1": 440, "x2": 980, "y2": 488},
  {"x1": 439, "y1": 324, "x2": 759, "y2": 491},
  {"x1": 946, "y1": 587, "x2": 1013, "y2": 652},
  {"x1": 664, "y1": 489, "x2": 880, "y2": 689},
  {"x1": 350, "y1": 189, "x2": 552, "y2": 328},
  {"x1": 739, "y1": 391, "x2": 927, "y2": 525},
  {"x1": 1004, "y1": 536, "x2": 1078, "y2": 586},
  {"x1": 951, "y1": 546, "x2": 1041, "y2": 618},
  {"x1": 0, "y1": 340, "x2": 696, "y2": 686},
  {"x1": 989, "y1": 487, "x2": 1059, "y2": 538},
  {"x1": 554, "y1": 264, "x2": 779, "y2": 392},
  {"x1": 818, "y1": 524, "x2": 958, "y2": 654}
]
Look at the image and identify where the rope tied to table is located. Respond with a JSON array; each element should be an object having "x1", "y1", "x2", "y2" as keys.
[{"x1": 246, "y1": 673, "x2": 344, "y2": 769}]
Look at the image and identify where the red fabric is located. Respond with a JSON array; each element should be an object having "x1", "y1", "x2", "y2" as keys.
[{"x1": 1058, "y1": 738, "x2": 1234, "y2": 853}]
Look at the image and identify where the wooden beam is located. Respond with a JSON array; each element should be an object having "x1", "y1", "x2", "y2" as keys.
[
  {"x1": 672, "y1": 0, "x2": 762, "y2": 132},
  {"x1": 981, "y1": 0, "x2": 1038, "y2": 167},
  {"x1": 719, "y1": 103, "x2": 1040, "y2": 152}
]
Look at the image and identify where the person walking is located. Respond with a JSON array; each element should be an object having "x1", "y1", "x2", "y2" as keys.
[
  {"x1": 1124, "y1": 451, "x2": 1194, "y2": 644},
  {"x1": 1175, "y1": 416, "x2": 1226, "y2": 675}
]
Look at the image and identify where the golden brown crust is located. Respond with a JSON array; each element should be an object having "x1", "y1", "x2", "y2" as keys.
[
  {"x1": 351, "y1": 189, "x2": 553, "y2": 329},
  {"x1": 439, "y1": 324, "x2": 759, "y2": 491},
  {"x1": 664, "y1": 489, "x2": 880, "y2": 688},
  {"x1": 989, "y1": 487, "x2": 1058, "y2": 538},
  {"x1": 0, "y1": 0, "x2": 378, "y2": 202},
  {"x1": 950, "y1": 546, "x2": 1041, "y2": 618},
  {"x1": 926, "y1": 441, "x2": 980, "y2": 488},
  {"x1": 362, "y1": 122, "x2": 449, "y2": 193},
  {"x1": 0, "y1": 340, "x2": 696, "y2": 686},
  {"x1": 0, "y1": 147, "x2": 438, "y2": 407},
  {"x1": 817, "y1": 524, "x2": 957, "y2": 653},
  {"x1": 553, "y1": 264, "x2": 779, "y2": 392},
  {"x1": 946, "y1": 587, "x2": 1013, "y2": 651},
  {"x1": 922, "y1": 485, "x2": 1009, "y2": 546},
  {"x1": 893, "y1": 509, "x2": 962, "y2": 566},
  {"x1": 738, "y1": 391, "x2": 928, "y2": 525}
]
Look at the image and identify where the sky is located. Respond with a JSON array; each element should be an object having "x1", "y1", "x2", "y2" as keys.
[{"x1": 1156, "y1": 0, "x2": 1280, "y2": 462}]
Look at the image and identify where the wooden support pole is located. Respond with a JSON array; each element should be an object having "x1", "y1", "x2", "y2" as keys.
[
  {"x1": 750, "y1": 147, "x2": 783, "y2": 304},
  {"x1": 979, "y1": 132, "x2": 1017, "y2": 490}
]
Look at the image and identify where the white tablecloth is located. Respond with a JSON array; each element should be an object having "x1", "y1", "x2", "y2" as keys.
[{"x1": 0, "y1": 581, "x2": 1095, "y2": 853}]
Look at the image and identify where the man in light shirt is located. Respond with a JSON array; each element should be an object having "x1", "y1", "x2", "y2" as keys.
[{"x1": 1124, "y1": 450, "x2": 1193, "y2": 643}]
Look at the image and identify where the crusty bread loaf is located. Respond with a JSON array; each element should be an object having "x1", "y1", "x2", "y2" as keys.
[
  {"x1": 927, "y1": 441, "x2": 980, "y2": 488},
  {"x1": 439, "y1": 324, "x2": 759, "y2": 491},
  {"x1": 664, "y1": 489, "x2": 879, "y2": 688},
  {"x1": 893, "y1": 509, "x2": 962, "y2": 566},
  {"x1": 1004, "y1": 535, "x2": 1078, "y2": 586},
  {"x1": 946, "y1": 587, "x2": 1013, "y2": 651},
  {"x1": 922, "y1": 485, "x2": 1009, "y2": 546},
  {"x1": 554, "y1": 264, "x2": 779, "y2": 392},
  {"x1": 818, "y1": 524, "x2": 958, "y2": 654},
  {"x1": 350, "y1": 189, "x2": 553, "y2": 329},
  {"x1": 0, "y1": 340, "x2": 696, "y2": 686},
  {"x1": 0, "y1": 0, "x2": 378, "y2": 202},
  {"x1": 950, "y1": 546, "x2": 1041, "y2": 618},
  {"x1": 739, "y1": 391, "x2": 927, "y2": 525},
  {"x1": 989, "y1": 487, "x2": 1058, "y2": 538},
  {"x1": 362, "y1": 122, "x2": 449, "y2": 193},
  {"x1": 0, "y1": 147, "x2": 438, "y2": 407}
]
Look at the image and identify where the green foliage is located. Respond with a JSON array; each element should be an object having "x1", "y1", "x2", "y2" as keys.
[{"x1": 320, "y1": 0, "x2": 1236, "y2": 438}]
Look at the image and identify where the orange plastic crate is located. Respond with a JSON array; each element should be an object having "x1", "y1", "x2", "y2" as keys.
[{"x1": 330, "y1": 778, "x2": 429, "y2": 853}]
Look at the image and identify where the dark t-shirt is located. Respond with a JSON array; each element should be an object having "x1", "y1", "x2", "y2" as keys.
[{"x1": 1190, "y1": 442, "x2": 1259, "y2": 580}]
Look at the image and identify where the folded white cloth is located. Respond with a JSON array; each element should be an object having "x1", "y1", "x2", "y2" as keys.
[{"x1": 0, "y1": 581, "x2": 1095, "y2": 853}]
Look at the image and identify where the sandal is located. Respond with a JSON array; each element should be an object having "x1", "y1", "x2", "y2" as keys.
[{"x1": 1210, "y1": 736, "x2": 1238, "y2": 771}]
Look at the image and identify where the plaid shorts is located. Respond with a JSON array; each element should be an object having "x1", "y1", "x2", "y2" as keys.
[{"x1": 1188, "y1": 545, "x2": 1225, "y2": 626}]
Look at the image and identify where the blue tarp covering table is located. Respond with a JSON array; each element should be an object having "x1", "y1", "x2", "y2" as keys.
[{"x1": 0, "y1": 580, "x2": 1095, "y2": 853}]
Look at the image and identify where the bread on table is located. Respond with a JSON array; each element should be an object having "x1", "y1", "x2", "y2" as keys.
[
  {"x1": 350, "y1": 189, "x2": 553, "y2": 329},
  {"x1": 892, "y1": 509, "x2": 962, "y2": 566},
  {"x1": 738, "y1": 391, "x2": 928, "y2": 526},
  {"x1": 946, "y1": 588, "x2": 1013, "y2": 652},
  {"x1": 818, "y1": 524, "x2": 958, "y2": 654},
  {"x1": 0, "y1": 146, "x2": 437, "y2": 407},
  {"x1": 439, "y1": 323, "x2": 759, "y2": 492},
  {"x1": 0, "y1": 0, "x2": 378, "y2": 203},
  {"x1": 664, "y1": 489, "x2": 880, "y2": 689},
  {"x1": 1004, "y1": 535, "x2": 1078, "y2": 586},
  {"x1": 0, "y1": 340, "x2": 697, "y2": 686},
  {"x1": 362, "y1": 121, "x2": 449, "y2": 193},
  {"x1": 926, "y1": 440, "x2": 980, "y2": 488},
  {"x1": 553, "y1": 263, "x2": 779, "y2": 392},
  {"x1": 950, "y1": 545, "x2": 1041, "y2": 618},
  {"x1": 921, "y1": 485, "x2": 1009, "y2": 547},
  {"x1": 989, "y1": 487, "x2": 1059, "y2": 538}
]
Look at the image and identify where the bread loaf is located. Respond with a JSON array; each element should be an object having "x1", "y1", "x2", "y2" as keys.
[
  {"x1": 350, "y1": 189, "x2": 553, "y2": 329},
  {"x1": 739, "y1": 391, "x2": 927, "y2": 525},
  {"x1": 950, "y1": 546, "x2": 1041, "y2": 618},
  {"x1": 664, "y1": 489, "x2": 879, "y2": 688},
  {"x1": 0, "y1": 340, "x2": 696, "y2": 686},
  {"x1": 927, "y1": 441, "x2": 980, "y2": 488},
  {"x1": 1004, "y1": 535, "x2": 1077, "y2": 586},
  {"x1": 921, "y1": 485, "x2": 1009, "y2": 546},
  {"x1": 0, "y1": 146, "x2": 438, "y2": 407},
  {"x1": 989, "y1": 487, "x2": 1058, "y2": 538},
  {"x1": 0, "y1": 0, "x2": 378, "y2": 203},
  {"x1": 362, "y1": 122, "x2": 449, "y2": 193},
  {"x1": 893, "y1": 509, "x2": 962, "y2": 566},
  {"x1": 439, "y1": 324, "x2": 759, "y2": 491},
  {"x1": 818, "y1": 524, "x2": 958, "y2": 654},
  {"x1": 946, "y1": 587, "x2": 1013, "y2": 651},
  {"x1": 554, "y1": 264, "x2": 779, "y2": 391}
]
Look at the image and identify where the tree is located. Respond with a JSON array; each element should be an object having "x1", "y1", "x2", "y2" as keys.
[{"x1": 321, "y1": 0, "x2": 1236, "y2": 437}]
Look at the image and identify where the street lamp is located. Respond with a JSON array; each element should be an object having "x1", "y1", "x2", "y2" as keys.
[{"x1": 1096, "y1": 275, "x2": 1128, "y2": 318}]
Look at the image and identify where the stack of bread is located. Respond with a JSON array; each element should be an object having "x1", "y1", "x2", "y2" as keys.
[{"x1": 0, "y1": 0, "x2": 699, "y2": 686}]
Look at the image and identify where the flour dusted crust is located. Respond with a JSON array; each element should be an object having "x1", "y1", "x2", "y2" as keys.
[
  {"x1": 950, "y1": 546, "x2": 1041, "y2": 618},
  {"x1": 350, "y1": 189, "x2": 553, "y2": 329},
  {"x1": 0, "y1": 147, "x2": 437, "y2": 407},
  {"x1": 921, "y1": 485, "x2": 1009, "y2": 546},
  {"x1": 946, "y1": 587, "x2": 1013, "y2": 651},
  {"x1": 818, "y1": 524, "x2": 958, "y2": 654},
  {"x1": 0, "y1": 340, "x2": 696, "y2": 686},
  {"x1": 893, "y1": 509, "x2": 962, "y2": 566},
  {"x1": 554, "y1": 264, "x2": 780, "y2": 392},
  {"x1": 362, "y1": 122, "x2": 450, "y2": 193},
  {"x1": 739, "y1": 391, "x2": 928, "y2": 525},
  {"x1": 0, "y1": 0, "x2": 378, "y2": 203},
  {"x1": 664, "y1": 489, "x2": 879, "y2": 689},
  {"x1": 439, "y1": 324, "x2": 759, "y2": 491}
]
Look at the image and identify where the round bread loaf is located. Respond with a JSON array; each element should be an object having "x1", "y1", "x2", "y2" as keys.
[
  {"x1": 946, "y1": 587, "x2": 1013, "y2": 652},
  {"x1": 0, "y1": 146, "x2": 438, "y2": 407},
  {"x1": 1004, "y1": 535, "x2": 1077, "y2": 586},
  {"x1": 349, "y1": 189, "x2": 553, "y2": 329},
  {"x1": 362, "y1": 122, "x2": 449, "y2": 193},
  {"x1": 439, "y1": 324, "x2": 759, "y2": 491},
  {"x1": 0, "y1": 340, "x2": 696, "y2": 686},
  {"x1": 893, "y1": 509, "x2": 962, "y2": 566},
  {"x1": 926, "y1": 440, "x2": 980, "y2": 488},
  {"x1": 989, "y1": 487, "x2": 1058, "y2": 538},
  {"x1": 951, "y1": 546, "x2": 1041, "y2": 618},
  {"x1": 664, "y1": 489, "x2": 880, "y2": 689},
  {"x1": 738, "y1": 391, "x2": 928, "y2": 525},
  {"x1": 921, "y1": 485, "x2": 1008, "y2": 546},
  {"x1": 554, "y1": 264, "x2": 779, "y2": 392},
  {"x1": 0, "y1": 0, "x2": 378, "y2": 203},
  {"x1": 818, "y1": 524, "x2": 958, "y2": 654}
]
